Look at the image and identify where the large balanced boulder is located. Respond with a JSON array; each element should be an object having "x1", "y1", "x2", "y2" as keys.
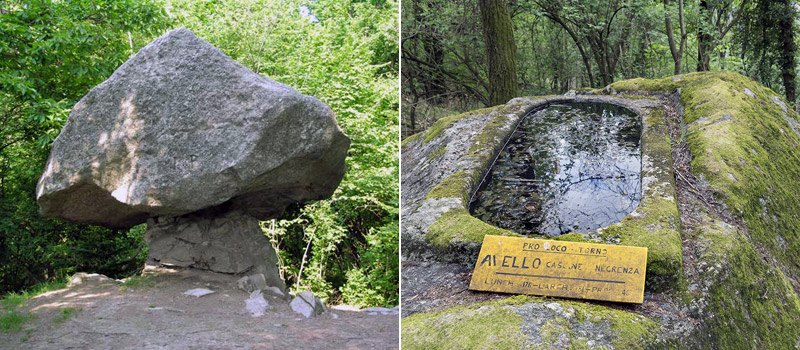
[
  {"x1": 37, "y1": 28, "x2": 349, "y2": 227},
  {"x1": 36, "y1": 28, "x2": 349, "y2": 289}
]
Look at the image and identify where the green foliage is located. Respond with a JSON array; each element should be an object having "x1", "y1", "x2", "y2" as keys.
[
  {"x1": 339, "y1": 221, "x2": 399, "y2": 306},
  {"x1": 0, "y1": 192, "x2": 150, "y2": 293},
  {"x1": 0, "y1": 0, "x2": 169, "y2": 294},
  {"x1": 0, "y1": 0, "x2": 170, "y2": 146}
]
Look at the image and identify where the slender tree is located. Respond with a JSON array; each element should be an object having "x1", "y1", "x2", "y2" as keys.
[
  {"x1": 664, "y1": 0, "x2": 687, "y2": 74},
  {"x1": 480, "y1": 0, "x2": 518, "y2": 105},
  {"x1": 534, "y1": 0, "x2": 632, "y2": 87},
  {"x1": 697, "y1": 0, "x2": 713, "y2": 71}
]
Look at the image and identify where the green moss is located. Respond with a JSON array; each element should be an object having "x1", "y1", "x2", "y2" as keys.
[
  {"x1": 403, "y1": 295, "x2": 658, "y2": 350},
  {"x1": 427, "y1": 145, "x2": 447, "y2": 162},
  {"x1": 675, "y1": 72, "x2": 800, "y2": 275},
  {"x1": 401, "y1": 297, "x2": 527, "y2": 350},
  {"x1": 553, "y1": 298, "x2": 659, "y2": 349},
  {"x1": 618, "y1": 70, "x2": 800, "y2": 348},
  {"x1": 426, "y1": 170, "x2": 478, "y2": 205},
  {"x1": 696, "y1": 222, "x2": 800, "y2": 349},
  {"x1": 671, "y1": 74, "x2": 800, "y2": 348},
  {"x1": 601, "y1": 197, "x2": 682, "y2": 292},
  {"x1": 618, "y1": 94, "x2": 660, "y2": 100},
  {"x1": 551, "y1": 233, "x2": 592, "y2": 243},
  {"x1": 539, "y1": 317, "x2": 572, "y2": 347},
  {"x1": 427, "y1": 207, "x2": 519, "y2": 247},
  {"x1": 605, "y1": 76, "x2": 679, "y2": 94},
  {"x1": 466, "y1": 103, "x2": 526, "y2": 156},
  {"x1": 401, "y1": 132, "x2": 422, "y2": 148},
  {"x1": 422, "y1": 107, "x2": 497, "y2": 144}
]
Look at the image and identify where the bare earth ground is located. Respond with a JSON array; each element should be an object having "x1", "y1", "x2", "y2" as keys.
[{"x1": 0, "y1": 268, "x2": 398, "y2": 350}]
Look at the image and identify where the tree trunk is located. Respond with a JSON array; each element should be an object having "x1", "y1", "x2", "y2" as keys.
[
  {"x1": 697, "y1": 0, "x2": 712, "y2": 71},
  {"x1": 778, "y1": 0, "x2": 796, "y2": 105},
  {"x1": 415, "y1": 0, "x2": 446, "y2": 103},
  {"x1": 664, "y1": 0, "x2": 686, "y2": 75},
  {"x1": 480, "y1": 0, "x2": 518, "y2": 106}
]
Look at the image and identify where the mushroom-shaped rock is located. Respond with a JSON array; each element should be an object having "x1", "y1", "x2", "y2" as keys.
[{"x1": 36, "y1": 28, "x2": 349, "y2": 291}]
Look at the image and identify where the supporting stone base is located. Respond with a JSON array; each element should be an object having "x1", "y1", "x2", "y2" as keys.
[{"x1": 144, "y1": 211, "x2": 285, "y2": 292}]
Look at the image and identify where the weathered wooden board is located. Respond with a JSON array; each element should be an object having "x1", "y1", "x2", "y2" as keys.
[{"x1": 469, "y1": 235, "x2": 647, "y2": 303}]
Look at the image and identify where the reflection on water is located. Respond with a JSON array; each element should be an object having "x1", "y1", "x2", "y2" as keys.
[{"x1": 469, "y1": 102, "x2": 641, "y2": 236}]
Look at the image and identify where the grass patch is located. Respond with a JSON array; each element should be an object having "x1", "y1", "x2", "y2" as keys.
[
  {"x1": 53, "y1": 307, "x2": 79, "y2": 324},
  {"x1": 119, "y1": 274, "x2": 157, "y2": 290},
  {"x1": 1, "y1": 279, "x2": 67, "y2": 308},
  {"x1": 1, "y1": 294, "x2": 27, "y2": 308},
  {"x1": 0, "y1": 279, "x2": 67, "y2": 334},
  {"x1": 20, "y1": 328, "x2": 34, "y2": 342},
  {"x1": 0, "y1": 309, "x2": 33, "y2": 333}
]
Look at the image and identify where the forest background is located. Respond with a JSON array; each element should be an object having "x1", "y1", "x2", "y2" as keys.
[
  {"x1": 0, "y1": 0, "x2": 399, "y2": 308},
  {"x1": 402, "y1": 0, "x2": 799, "y2": 136}
]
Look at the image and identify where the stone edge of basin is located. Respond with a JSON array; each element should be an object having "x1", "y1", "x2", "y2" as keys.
[{"x1": 400, "y1": 93, "x2": 683, "y2": 292}]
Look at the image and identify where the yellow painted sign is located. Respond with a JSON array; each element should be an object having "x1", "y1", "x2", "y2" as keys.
[{"x1": 469, "y1": 235, "x2": 647, "y2": 303}]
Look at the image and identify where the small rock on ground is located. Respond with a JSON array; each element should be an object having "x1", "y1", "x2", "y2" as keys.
[{"x1": 183, "y1": 288, "x2": 215, "y2": 298}]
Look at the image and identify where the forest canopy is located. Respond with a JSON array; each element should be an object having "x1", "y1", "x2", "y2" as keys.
[
  {"x1": 0, "y1": 0, "x2": 399, "y2": 307},
  {"x1": 401, "y1": 0, "x2": 799, "y2": 135}
]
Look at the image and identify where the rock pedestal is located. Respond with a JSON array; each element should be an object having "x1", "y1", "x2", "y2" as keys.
[{"x1": 145, "y1": 212, "x2": 285, "y2": 291}]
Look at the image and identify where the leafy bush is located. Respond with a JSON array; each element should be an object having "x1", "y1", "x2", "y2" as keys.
[{"x1": 0, "y1": 0, "x2": 168, "y2": 294}]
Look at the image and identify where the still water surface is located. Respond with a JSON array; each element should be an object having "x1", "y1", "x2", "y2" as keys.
[{"x1": 469, "y1": 102, "x2": 641, "y2": 236}]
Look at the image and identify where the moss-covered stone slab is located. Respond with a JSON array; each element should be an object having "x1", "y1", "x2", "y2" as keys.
[
  {"x1": 601, "y1": 71, "x2": 800, "y2": 349},
  {"x1": 401, "y1": 95, "x2": 683, "y2": 292},
  {"x1": 402, "y1": 72, "x2": 800, "y2": 349},
  {"x1": 401, "y1": 295, "x2": 661, "y2": 350}
]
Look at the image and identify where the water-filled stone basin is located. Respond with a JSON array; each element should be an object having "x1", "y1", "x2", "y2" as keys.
[{"x1": 469, "y1": 102, "x2": 641, "y2": 236}]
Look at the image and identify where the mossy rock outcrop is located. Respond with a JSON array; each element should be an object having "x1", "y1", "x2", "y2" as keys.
[{"x1": 401, "y1": 71, "x2": 800, "y2": 349}]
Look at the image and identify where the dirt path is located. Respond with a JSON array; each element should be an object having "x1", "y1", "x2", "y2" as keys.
[{"x1": 0, "y1": 268, "x2": 398, "y2": 349}]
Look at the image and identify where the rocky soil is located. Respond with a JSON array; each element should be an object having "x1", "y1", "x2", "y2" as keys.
[{"x1": 0, "y1": 268, "x2": 398, "y2": 350}]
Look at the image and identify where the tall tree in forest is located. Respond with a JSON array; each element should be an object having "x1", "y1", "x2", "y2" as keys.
[
  {"x1": 777, "y1": 0, "x2": 796, "y2": 105},
  {"x1": 697, "y1": 0, "x2": 713, "y2": 71},
  {"x1": 738, "y1": 0, "x2": 796, "y2": 104},
  {"x1": 664, "y1": 0, "x2": 687, "y2": 74},
  {"x1": 480, "y1": 0, "x2": 518, "y2": 105},
  {"x1": 402, "y1": 0, "x2": 491, "y2": 108}
]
